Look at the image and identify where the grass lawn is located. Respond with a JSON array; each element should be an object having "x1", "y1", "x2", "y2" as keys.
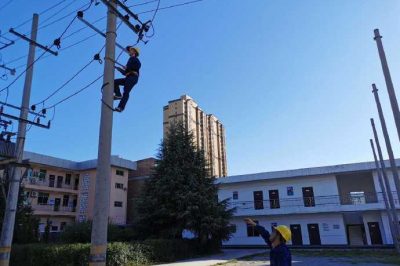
[{"x1": 292, "y1": 249, "x2": 400, "y2": 265}]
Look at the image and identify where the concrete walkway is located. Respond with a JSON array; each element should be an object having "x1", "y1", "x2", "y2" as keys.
[{"x1": 155, "y1": 249, "x2": 265, "y2": 266}]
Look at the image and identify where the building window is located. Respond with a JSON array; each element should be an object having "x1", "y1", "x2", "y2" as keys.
[
  {"x1": 232, "y1": 191, "x2": 238, "y2": 200},
  {"x1": 349, "y1": 191, "x2": 366, "y2": 205},
  {"x1": 269, "y1": 190, "x2": 280, "y2": 209},
  {"x1": 253, "y1": 191, "x2": 264, "y2": 210},
  {"x1": 114, "y1": 201, "x2": 123, "y2": 207},
  {"x1": 49, "y1": 175, "x2": 55, "y2": 187},
  {"x1": 38, "y1": 193, "x2": 49, "y2": 205},
  {"x1": 116, "y1": 170, "x2": 124, "y2": 176},
  {"x1": 247, "y1": 220, "x2": 259, "y2": 237},
  {"x1": 57, "y1": 176, "x2": 63, "y2": 188},
  {"x1": 302, "y1": 187, "x2": 315, "y2": 207},
  {"x1": 38, "y1": 169, "x2": 47, "y2": 180},
  {"x1": 115, "y1": 183, "x2": 124, "y2": 189},
  {"x1": 51, "y1": 226, "x2": 58, "y2": 231},
  {"x1": 60, "y1": 222, "x2": 67, "y2": 231},
  {"x1": 287, "y1": 186, "x2": 294, "y2": 196},
  {"x1": 62, "y1": 195, "x2": 69, "y2": 207},
  {"x1": 65, "y1": 174, "x2": 71, "y2": 185}
]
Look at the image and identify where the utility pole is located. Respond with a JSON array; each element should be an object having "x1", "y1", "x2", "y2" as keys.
[
  {"x1": 0, "y1": 14, "x2": 38, "y2": 266},
  {"x1": 89, "y1": 1, "x2": 116, "y2": 265},
  {"x1": 372, "y1": 84, "x2": 400, "y2": 205},
  {"x1": 373, "y1": 29, "x2": 400, "y2": 143},
  {"x1": 370, "y1": 138, "x2": 400, "y2": 252}
]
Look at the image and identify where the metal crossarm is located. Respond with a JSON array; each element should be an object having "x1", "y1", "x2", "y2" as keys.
[
  {"x1": 9, "y1": 28, "x2": 58, "y2": 56},
  {"x1": 100, "y1": 0, "x2": 140, "y2": 34},
  {"x1": 77, "y1": 12, "x2": 128, "y2": 53}
]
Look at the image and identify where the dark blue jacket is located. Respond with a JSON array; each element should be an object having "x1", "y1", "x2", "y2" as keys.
[
  {"x1": 255, "y1": 225, "x2": 292, "y2": 266},
  {"x1": 118, "y1": 56, "x2": 141, "y2": 75}
]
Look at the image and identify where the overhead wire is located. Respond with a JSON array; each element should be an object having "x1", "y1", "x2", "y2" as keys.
[
  {"x1": 0, "y1": 3, "x2": 91, "y2": 102},
  {"x1": 43, "y1": 21, "x2": 124, "y2": 115},
  {"x1": 4, "y1": 0, "x2": 208, "y2": 66},
  {"x1": 4, "y1": 0, "x2": 67, "y2": 32},
  {"x1": 0, "y1": 0, "x2": 13, "y2": 13}
]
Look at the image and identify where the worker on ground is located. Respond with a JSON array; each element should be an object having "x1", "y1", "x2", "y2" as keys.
[
  {"x1": 244, "y1": 218, "x2": 292, "y2": 266},
  {"x1": 114, "y1": 46, "x2": 141, "y2": 112}
]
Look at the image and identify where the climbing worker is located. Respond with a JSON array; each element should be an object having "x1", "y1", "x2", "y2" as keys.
[
  {"x1": 244, "y1": 218, "x2": 292, "y2": 266},
  {"x1": 113, "y1": 45, "x2": 141, "y2": 112}
]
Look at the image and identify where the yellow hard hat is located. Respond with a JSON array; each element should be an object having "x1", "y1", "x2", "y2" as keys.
[
  {"x1": 274, "y1": 225, "x2": 291, "y2": 241},
  {"x1": 126, "y1": 46, "x2": 140, "y2": 56}
]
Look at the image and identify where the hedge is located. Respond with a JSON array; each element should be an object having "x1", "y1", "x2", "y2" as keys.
[{"x1": 10, "y1": 239, "x2": 218, "y2": 266}]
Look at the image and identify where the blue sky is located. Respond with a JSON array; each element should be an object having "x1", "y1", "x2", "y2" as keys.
[{"x1": 1, "y1": 0, "x2": 400, "y2": 175}]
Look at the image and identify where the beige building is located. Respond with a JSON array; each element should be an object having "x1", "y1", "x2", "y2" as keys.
[
  {"x1": 21, "y1": 151, "x2": 136, "y2": 235},
  {"x1": 163, "y1": 95, "x2": 228, "y2": 177}
]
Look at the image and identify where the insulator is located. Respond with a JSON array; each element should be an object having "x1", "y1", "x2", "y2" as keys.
[
  {"x1": 135, "y1": 24, "x2": 141, "y2": 32},
  {"x1": 31, "y1": 105, "x2": 36, "y2": 111},
  {"x1": 77, "y1": 11, "x2": 84, "y2": 18},
  {"x1": 124, "y1": 15, "x2": 129, "y2": 20},
  {"x1": 36, "y1": 118, "x2": 40, "y2": 124},
  {"x1": 53, "y1": 38, "x2": 61, "y2": 49},
  {"x1": 48, "y1": 121, "x2": 51, "y2": 128},
  {"x1": 42, "y1": 109, "x2": 47, "y2": 115}
]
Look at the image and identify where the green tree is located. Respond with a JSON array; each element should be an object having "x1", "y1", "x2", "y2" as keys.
[
  {"x1": 135, "y1": 122, "x2": 235, "y2": 246},
  {"x1": 0, "y1": 173, "x2": 39, "y2": 244}
]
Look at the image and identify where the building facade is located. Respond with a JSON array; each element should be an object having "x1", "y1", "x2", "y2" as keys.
[
  {"x1": 217, "y1": 160, "x2": 400, "y2": 247},
  {"x1": 126, "y1": 157, "x2": 155, "y2": 224},
  {"x1": 163, "y1": 95, "x2": 228, "y2": 177},
  {"x1": 21, "y1": 151, "x2": 136, "y2": 235}
]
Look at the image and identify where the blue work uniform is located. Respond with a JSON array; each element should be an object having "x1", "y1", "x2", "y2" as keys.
[
  {"x1": 114, "y1": 56, "x2": 141, "y2": 110},
  {"x1": 255, "y1": 225, "x2": 292, "y2": 266}
]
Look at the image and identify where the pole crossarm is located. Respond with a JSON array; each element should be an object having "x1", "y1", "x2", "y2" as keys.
[
  {"x1": 0, "y1": 65, "x2": 15, "y2": 76},
  {"x1": 0, "y1": 101, "x2": 45, "y2": 118},
  {"x1": 9, "y1": 28, "x2": 58, "y2": 56},
  {"x1": 77, "y1": 12, "x2": 128, "y2": 54},
  {"x1": 114, "y1": 0, "x2": 145, "y2": 25},
  {"x1": 0, "y1": 112, "x2": 50, "y2": 129},
  {"x1": 100, "y1": 0, "x2": 140, "y2": 34}
]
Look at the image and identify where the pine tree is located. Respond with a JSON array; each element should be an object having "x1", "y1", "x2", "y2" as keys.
[{"x1": 135, "y1": 122, "x2": 235, "y2": 245}]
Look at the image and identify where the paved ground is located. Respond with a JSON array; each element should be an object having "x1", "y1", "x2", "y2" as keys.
[
  {"x1": 222, "y1": 253, "x2": 400, "y2": 266},
  {"x1": 155, "y1": 249, "x2": 265, "y2": 266},
  {"x1": 156, "y1": 250, "x2": 400, "y2": 266}
]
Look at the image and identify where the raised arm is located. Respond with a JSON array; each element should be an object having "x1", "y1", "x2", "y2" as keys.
[{"x1": 244, "y1": 218, "x2": 271, "y2": 247}]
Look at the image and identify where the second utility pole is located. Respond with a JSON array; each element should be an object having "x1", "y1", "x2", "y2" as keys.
[
  {"x1": 89, "y1": 1, "x2": 116, "y2": 265},
  {"x1": 0, "y1": 14, "x2": 38, "y2": 266}
]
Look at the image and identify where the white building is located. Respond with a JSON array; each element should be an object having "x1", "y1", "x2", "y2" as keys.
[{"x1": 217, "y1": 160, "x2": 400, "y2": 247}]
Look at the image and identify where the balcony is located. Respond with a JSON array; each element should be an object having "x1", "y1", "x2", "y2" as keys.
[
  {"x1": 23, "y1": 178, "x2": 79, "y2": 193},
  {"x1": 33, "y1": 204, "x2": 77, "y2": 216},
  {"x1": 227, "y1": 192, "x2": 398, "y2": 216}
]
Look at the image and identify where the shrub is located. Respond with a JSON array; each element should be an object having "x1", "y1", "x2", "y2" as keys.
[{"x1": 10, "y1": 239, "x2": 217, "y2": 265}]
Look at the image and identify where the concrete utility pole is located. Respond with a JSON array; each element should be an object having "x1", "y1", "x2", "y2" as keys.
[
  {"x1": 373, "y1": 29, "x2": 400, "y2": 143},
  {"x1": 370, "y1": 138, "x2": 400, "y2": 252},
  {"x1": 89, "y1": 1, "x2": 116, "y2": 265},
  {"x1": 0, "y1": 14, "x2": 38, "y2": 266},
  {"x1": 372, "y1": 84, "x2": 400, "y2": 205}
]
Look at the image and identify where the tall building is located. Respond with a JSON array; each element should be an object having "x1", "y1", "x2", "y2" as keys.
[
  {"x1": 20, "y1": 151, "x2": 136, "y2": 236},
  {"x1": 163, "y1": 95, "x2": 228, "y2": 177}
]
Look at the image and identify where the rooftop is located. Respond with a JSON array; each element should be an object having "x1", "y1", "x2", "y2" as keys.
[
  {"x1": 216, "y1": 159, "x2": 400, "y2": 185},
  {"x1": 23, "y1": 151, "x2": 136, "y2": 171}
]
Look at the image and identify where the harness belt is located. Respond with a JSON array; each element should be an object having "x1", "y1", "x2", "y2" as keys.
[{"x1": 125, "y1": 70, "x2": 139, "y2": 77}]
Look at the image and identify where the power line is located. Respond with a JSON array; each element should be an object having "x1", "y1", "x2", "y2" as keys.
[
  {"x1": 32, "y1": 57, "x2": 95, "y2": 107},
  {"x1": 4, "y1": 0, "x2": 209, "y2": 71},
  {"x1": 0, "y1": 0, "x2": 13, "y2": 12},
  {"x1": 1, "y1": 0, "x2": 67, "y2": 37}
]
